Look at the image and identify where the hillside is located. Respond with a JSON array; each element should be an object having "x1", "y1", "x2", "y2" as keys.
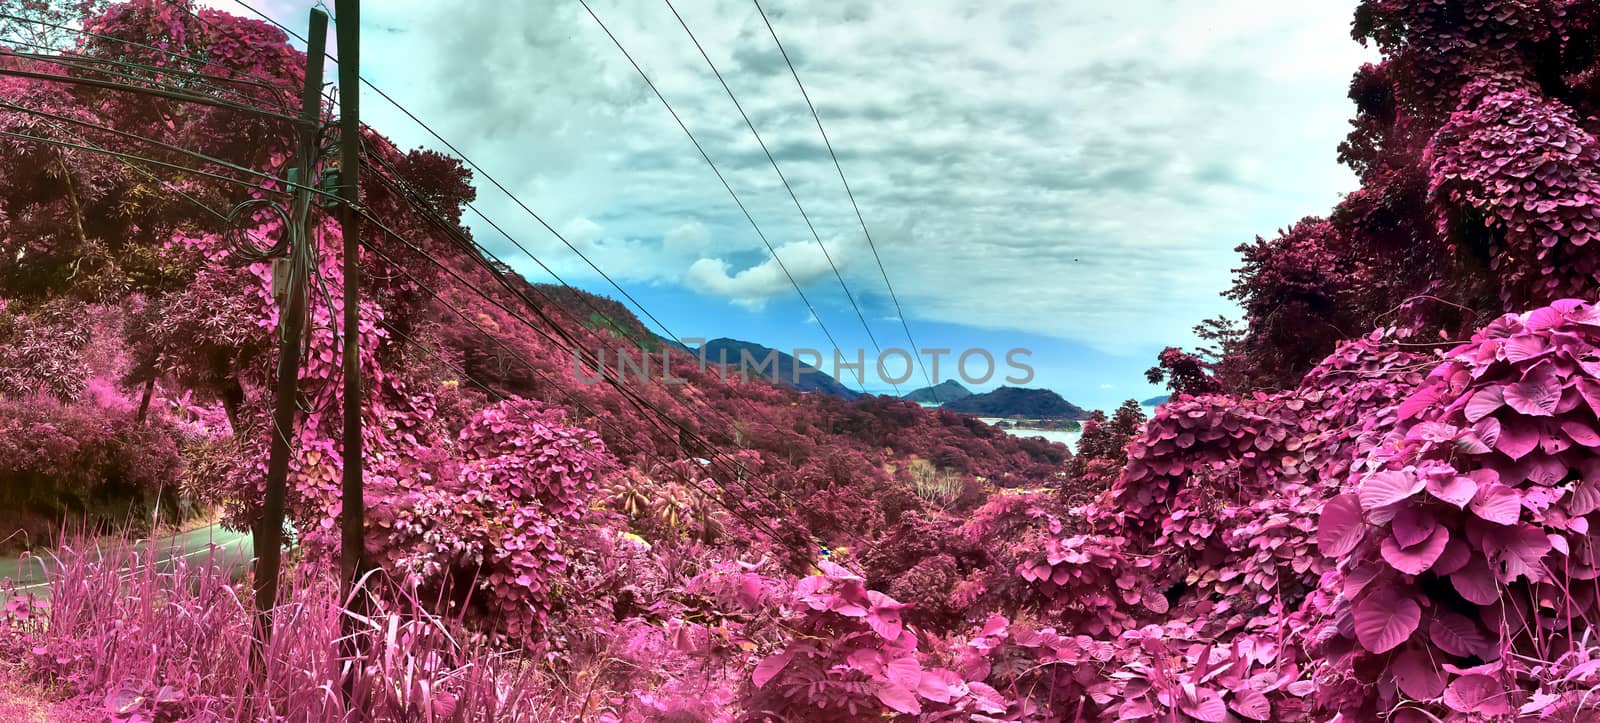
[
  {"x1": 902, "y1": 379, "x2": 972, "y2": 404},
  {"x1": 1141, "y1": 395, "x2": 1169, "y2": 406},
  {"x1": 9, "y1": 2, "x2": 1600, "y2": 721},
  {"x1": 697, "y1": 338, "x2": 862, "y2": 399},
  {"x1": 941, "y1": 386, "x2": 1089, "y2": 419}
]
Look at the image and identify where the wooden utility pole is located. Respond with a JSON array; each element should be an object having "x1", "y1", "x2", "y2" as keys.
[
  {"x1": 335, "y1": 0, "x2": 366, "y2": 602},
  {"x1": 254, "y1": 7, "x2": 327, "y2": 641}
]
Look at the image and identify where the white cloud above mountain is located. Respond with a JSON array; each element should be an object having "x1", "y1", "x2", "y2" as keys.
[{"x1": 205, "y1": 0, "x2": 1373, "y2": 353}]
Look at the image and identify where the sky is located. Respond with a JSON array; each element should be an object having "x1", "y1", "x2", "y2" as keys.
[{"x1": 203, "y1": 0, "x2": 1375, "y2": 410}]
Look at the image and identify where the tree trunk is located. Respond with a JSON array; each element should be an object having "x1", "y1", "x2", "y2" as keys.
[
  {"x1": 135, "y1": 377, "x2": 156, "y2": 425},
  {"x1": 221, "y1": 377, "x2": 246, "y2": 437}
]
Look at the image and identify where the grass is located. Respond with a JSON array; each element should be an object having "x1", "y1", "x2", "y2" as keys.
[{"x1": 0, "y1": 532, "x2": 571, "y2": 721}]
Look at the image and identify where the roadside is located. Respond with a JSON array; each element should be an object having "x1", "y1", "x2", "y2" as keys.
[{"x1": 0, "y1": 522, "x2": 255, "y2": 597}]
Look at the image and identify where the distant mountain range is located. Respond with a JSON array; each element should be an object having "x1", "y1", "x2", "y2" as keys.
[
  {"x1": 1142, "y1": 395, "x2": 1170, "y2": 406},
  {"x1": 645, "y1": 333, "x2": 1132, "y2": 419},
  {"x1": 902, "y1": 379, "x2": 972, "y2": 404},
  {"x1": 697, "y1": 338, "x2": 862, "y2": 399},
  {"x1": 941, "y1": 386, "x2": 1089, "y2": 420}
]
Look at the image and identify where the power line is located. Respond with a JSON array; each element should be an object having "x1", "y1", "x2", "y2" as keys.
[
  {"x1": 358, "y1": 145, "x2": 880, "y2": 547},
  {"x1": 0, "y1": 128, "x2": 290, "y2": 197},
  {"x1": 351, "y1": 188, "x2": 848, "y2": 539},
  {"x1": 228, "y1": 0, "x2": 871, "y2": 399},
  {"x1": 4, "y1": 108, "x2": 335, "y2": 335},
  {"x1": 750, "y1": 0, "x2": 941, "y2": 403},
  {"x1": 0, "y1": 45, "x2": 292, "y2": 110},
  {"x1": 149, "y1": 0, "x2": 689, "y2": 364},
  {"x1": 377, "y1": 322, "x2": 765, "y2": 539},
  {"x1": 659, "y1": 0, "x2": 896, "y2": 395},
  {"x1": 353, "y1": 234, "x2": 814, "y2": 556},
  {"x1": 0, "y1": 10, "x2": 288, "y2": 99},
  {"x1": 14, "y1": 4, "x2": 872, "y2": 560},
  {"x1": 4, "y1": 90, "x2": 820, "y2": 560},
  {"x1": 0, "y1": 98, "x2": 316, "y2": 194},
  {"x1": 576, "y1": 0, "x2": 868, "y2": 394},
  {"x1": 215, "y1": 0, "x2": 684, "y2": 348},
  {"x1": 348, "y1": 150, "x2": 879, "y2": 557},
  {"x1": 359, "y1": 135, "x2": 681, "y2": 350},
  {"x1": 0, "y1": 65, "x2": 303, "y2": 124}
]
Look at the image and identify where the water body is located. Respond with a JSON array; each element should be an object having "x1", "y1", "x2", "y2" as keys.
[
  {"x1": 916, "y1": 400, "x2": 1162, "y2": 452},
  {"x1": 984, "y1": 405, "x2": 1161, "y2": 453},
  {"x1": 985, "y1": 420, "x2": 1083, "y2": 448}
]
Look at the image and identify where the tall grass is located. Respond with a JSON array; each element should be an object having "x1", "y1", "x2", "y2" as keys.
[{"x1": 0, "y1": 534, "x2": 569, "y2": 721}]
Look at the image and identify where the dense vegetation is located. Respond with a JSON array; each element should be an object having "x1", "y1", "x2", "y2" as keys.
[{"x1": 5, "y1": 0, "x2": 1600, "y2": 721}]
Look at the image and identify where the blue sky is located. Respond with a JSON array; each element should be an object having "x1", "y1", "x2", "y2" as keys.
[{"x1": 207, "y1": 0, "x2": 1374, "y2": 411}]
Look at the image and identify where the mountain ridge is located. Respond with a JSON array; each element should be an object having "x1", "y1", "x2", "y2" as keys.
[
  {"x1": 697, "y1": 338, "x2": 862, "y2": 399},
  {"x1": 902, "y1": 379, "x2": 972, "y2": 404},
  {"x1": 942, "y1": 386, "x2": 1089, "y2": 419}
]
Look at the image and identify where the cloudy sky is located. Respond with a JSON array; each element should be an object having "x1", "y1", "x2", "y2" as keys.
[{"x1": 205, "y1": 0, "x2": 1373, "y2": 410}]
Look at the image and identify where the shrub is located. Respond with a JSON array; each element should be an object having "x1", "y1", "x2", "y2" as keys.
[{"x1": 1308, "y1": 299, "x2": 1600, "y2": 719}]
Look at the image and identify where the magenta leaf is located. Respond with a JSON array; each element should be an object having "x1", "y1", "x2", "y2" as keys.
[
  {"x1": 1381, "y1": 525, "x2": 1450, "y2": 575},
  {"x1": 1360, "y1": 469, "x2": 1424, "y2": 510},
  {"x1": 1393, "y1": 649, "x2": 1446, "y2": 699},
  {"x1": 1180, "y1": 688, "x2": 1228, "y2": 723},
  {"x1": 1451, "y1": 558, "x2": 1501, "y2": 605},
  {"x1": 1434, "y1": 536, "x2": 1473, "y2": 575},
  {"x1": 1398, "y1": 386, "x2": 1445, "y2": 421},
  {"x1": 1443, "y1": 675, "x2": 1512, "y2": 715},
  {"x1": 1464, "y1": 386, "x2": 1506, "y2": 423},
  {"x1": 916, "y1": 669, "x2": 962, "y2": 704},
  {"x1": 1505, "y1": 362, "x2": 1560, "y2": 416},
  {"x1": 1496, "y1": 417, "x2": 1542, "y2": 459},
  {"x1": 1392, "y1": 506, "x2": 1438, "y2": 547},
  {"x1": 1487, "y1": 524, "x2": 1552, "y2": 583},
  {"x1": 1562, "y1": 419, "x2": 1600, "y2": 447},
  {"x1": 864, "y1": 590, "x2": 906, "y2": 641},
  {"x1": 1354, "y1": 589, "x2": 1420, "y2": 653},
  {"x1": 966, "y1": 681, "x2": 1007, "y2": 714},
  {"x1": 736, "y1": 573, "x2": 765, "y2": 608},
  {"x1": 875, "y1": 683, "x2": 921, "y2": 715},
  {"x1": 1571, "y1": 478, "x2": 1600, "y2": 516},
  {"x1": 1317, "y1": 493, "x2": 1366, "y2": 556},
  {"x1": 1228, "y1": 689, "x2": 1271, "y2": 720},
  {"x1": 1578, "y1": 378, "x2": 1600, "y2": 417},
  {"x1": 752, "y1": 649, "x2": 795, "y2": 688},
  {"x1": 1426, "y1": 473, "x2": 1479, "y2": 508},
  {"x1": 884, "y1": 656, "x2": 922, "y2": 690},
  {"x1": 1430, "y1": 612, "x2": 1490, "y2": 658},
  {"x1": 1470, "y1": 484, "x2": 1523, "y2": 525},
  {"x1": 1504, "y1": 333, "x2": 1551, "y2": 362}
]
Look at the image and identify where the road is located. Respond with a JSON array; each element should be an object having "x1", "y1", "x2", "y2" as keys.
[{"x1": 0, "y1": 523, "x2": 255, "y2": 597}]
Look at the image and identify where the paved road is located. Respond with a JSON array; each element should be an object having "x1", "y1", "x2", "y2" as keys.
[{"x1": 0, "y1": 523, "x2": 255, "y2": 597}]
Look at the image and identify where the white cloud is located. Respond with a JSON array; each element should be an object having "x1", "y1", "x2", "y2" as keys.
[
  {"x1": 209, "y1": 0, "x2": 1374, "y2": 352},
  {"x1": 664, "y1": 221, "x2": 712, "y2": 254},
  {"x1": 686, "y1": 236, "x2": 852, "y2": 306},
  {"x1": 566, "y1": 216, "x2": 603, "y2": 249}
]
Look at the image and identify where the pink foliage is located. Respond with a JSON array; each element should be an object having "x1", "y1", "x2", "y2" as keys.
[
  {"x1": 371, "y1": 398, "x2": 611, "y2": 642},
  {"x1": 1306, "y1": 299, "x2": 1600, "y2": 719},
  {"x1": 1430, "y1": 78, "x2": 1600, "y2": 306}
]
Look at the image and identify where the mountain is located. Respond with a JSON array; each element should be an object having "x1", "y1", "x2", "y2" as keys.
[
  {"x1": 697, "y1": 338, "x2": 862, "y2": 399},
  {"x1": 1142, "y1": 395, "x2": 1170, "y2": 406},
  {"x1": 942, "y1": 386, "x2": 1089, "y2": 419},
  {"x1": 902, "y1": 379, "x2": 972, "y2": 404}
]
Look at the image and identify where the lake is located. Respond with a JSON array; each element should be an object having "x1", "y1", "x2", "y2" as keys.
[{"x1": 980, "y1": 405, "x2": 1160, "y2": 453}]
